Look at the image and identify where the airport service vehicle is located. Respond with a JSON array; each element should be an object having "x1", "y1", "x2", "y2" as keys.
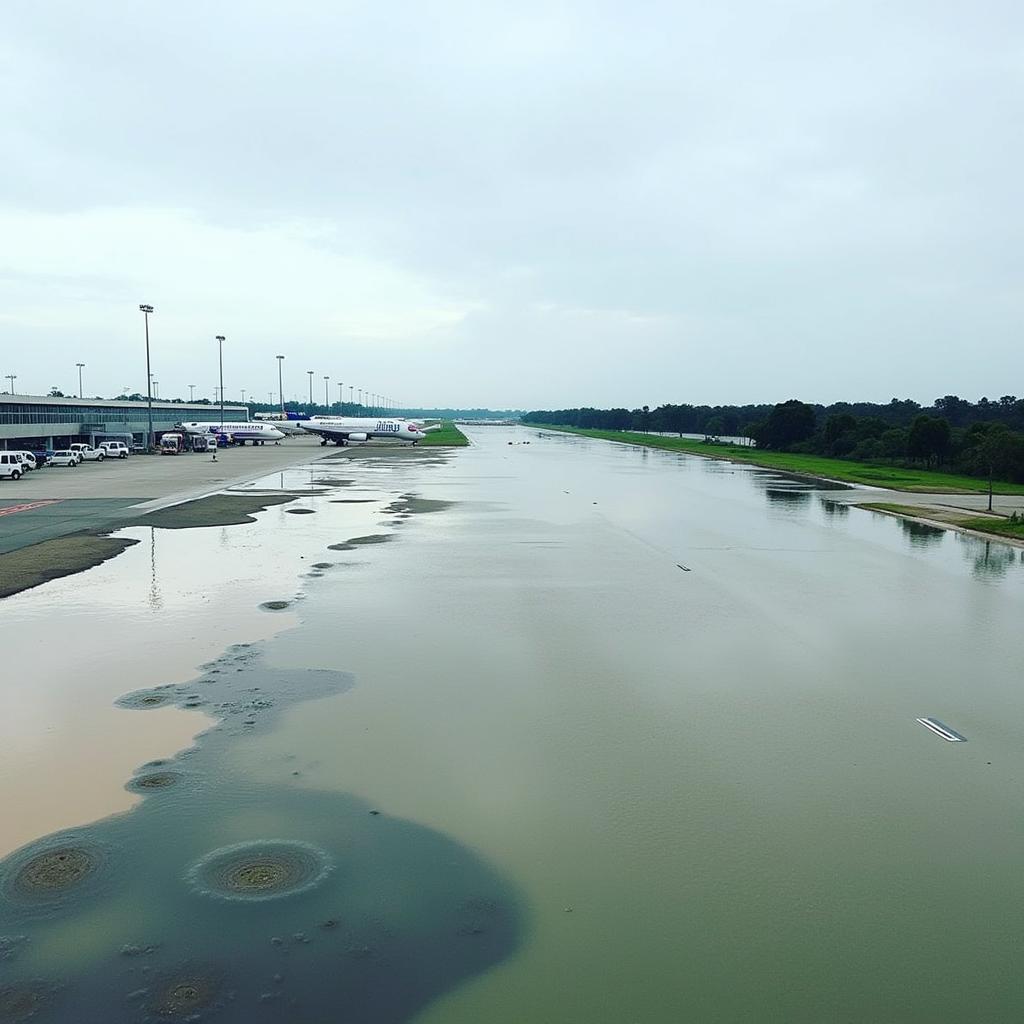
[
  {"x1": 191, "y1": 435, "x2": 217, "y2": 453},
  {"x1": 0, "y1": 453, "x2": 23, "y2": 480},
  {"x1": 177, "y1": 421, "x2": 285, "y2": 445},
  {"x1": 297, "y1": 416, "x2": 440, "y2": 446},
  {"x1": 48, "y1": 450, "x2": 80, "y2": 467},
  {"x1": 29, "y1": 451, "x2": 49, "y2": 467},
  {"x1": 99, "y1": 441, "x2": 129, "y2": 458},
  {"x1": 160, "y1": 433, "x2": 186, "y2": 455},
  {"x1": 69, "y1": 443, "x2": 105, "y2": 462}
]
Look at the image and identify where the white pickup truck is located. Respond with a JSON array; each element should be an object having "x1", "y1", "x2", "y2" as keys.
[
  {"x1": 98, "y1": 441, "x2": 130, "y2": 459},
  {"x1": 69, "y1": 443, "x2": 105, "y2": 462}
]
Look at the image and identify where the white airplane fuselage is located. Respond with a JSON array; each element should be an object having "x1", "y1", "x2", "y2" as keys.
[
  {"x1": 298, "y1": 417, "x2": 437, "y2": 445},
  {"x1": 178, "y1": 421, "x2": 286, "y2": 443}
]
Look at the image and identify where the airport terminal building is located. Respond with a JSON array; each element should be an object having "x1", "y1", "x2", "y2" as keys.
[{"x1": 0, "y1": 394, "x2": 247, "y2": 450}]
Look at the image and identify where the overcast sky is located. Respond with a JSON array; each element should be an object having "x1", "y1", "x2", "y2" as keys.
[{"x1": 1, "y1": 1, "x2": 1021, "y2": 409}]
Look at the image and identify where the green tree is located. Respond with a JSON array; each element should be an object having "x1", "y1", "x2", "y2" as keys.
[{"x1": 760, "y1": 400, "x2": 816, "y2": 450}]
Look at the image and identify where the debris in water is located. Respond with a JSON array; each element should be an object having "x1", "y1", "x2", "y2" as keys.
[{"x1": 915, "y1": 717, "x2": 966, "y2": 742}]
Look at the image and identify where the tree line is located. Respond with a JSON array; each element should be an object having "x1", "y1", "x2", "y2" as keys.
[{"x1": 522, "y1": 396, "x2": 1024, "y2": 483}]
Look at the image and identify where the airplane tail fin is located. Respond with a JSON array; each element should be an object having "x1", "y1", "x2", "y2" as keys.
[{"x1": 285, "y1": 412, "x2": 310, "y2": 421}]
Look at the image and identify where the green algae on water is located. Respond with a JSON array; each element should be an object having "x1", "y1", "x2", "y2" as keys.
[{"x1": 186, "y1": 840, "x2": 332, "y2": 902}]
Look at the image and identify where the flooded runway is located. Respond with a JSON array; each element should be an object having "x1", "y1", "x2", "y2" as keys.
[{"x1": 2, "y1": 428, "x2": 1023, "y2": 1021}]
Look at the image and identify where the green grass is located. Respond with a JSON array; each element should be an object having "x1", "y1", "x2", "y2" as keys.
[
  {"x1": 418, "y1": 421, "x2": 469, "y2": 446},
  {"x1": 533, "y1": 425, "x2": 1024, "y2": 494},
  {"x1": 954, "y1": 516, "x2": 1024, "y2": 540}
]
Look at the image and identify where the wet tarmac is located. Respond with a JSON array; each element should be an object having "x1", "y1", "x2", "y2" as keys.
[{"x1": 1, "y1": 427, "x2": 1023, "y2": 1021}]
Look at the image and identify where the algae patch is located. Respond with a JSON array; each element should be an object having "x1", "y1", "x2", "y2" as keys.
[
  {"x1": 186, "y1": 840, "x2": 332, "y2": 902},
  {"x1": 0, "y1": 831, "x2": 111, "y2": 912}
]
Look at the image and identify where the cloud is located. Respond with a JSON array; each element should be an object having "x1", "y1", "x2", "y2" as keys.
[{"x1": 2, "y1": 0, "x2": 1022, "y2": 406}]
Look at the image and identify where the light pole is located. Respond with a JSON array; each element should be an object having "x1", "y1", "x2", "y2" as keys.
[
  {"x1": 76, "y1": 362, "x2": 85, "y2": 398},
  {"x1": 188, "y1": 384, "x2": 196, "y2": 402},
  {"x1": 307, "y1": 370, "x2": 314, "y2": 405},
  {"x1": 337, "y1": 382, "x2": 343, "y2": 408},
  {"x1": 241, "y1": 388, "x2": 246, "y2": 405},
  {"x1": 4, "y1": 374, "x2": 15, "y2": 393},
  {"x1": 358, "y1": 388, "x2": 362, "y2": 409},
  {"x1": 276, "y1": 355, "x2": 285, "y2": 415},
  {"x1": 139, "y1": 304, "x2": 154, "y2": 449},
  {"x1": 323, "y1": 375, "x2": 329, "y2": 409},
  {"x1": 153, "y1": 380, "x2": 159, "y2": 399},
  {"x1": 216, "y1": 336, "x2": 226, "y2": 429}
]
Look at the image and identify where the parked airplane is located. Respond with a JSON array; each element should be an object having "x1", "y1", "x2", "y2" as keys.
[
  {"x1": 177, "y1": 421, "x2": 286, "y2": 444},
  {"x1": 297, "y1": 417, "x2": 439, "y2": 445},
  {"x1": 252, "y1": 413, "x2": 309, "y2": 436}
]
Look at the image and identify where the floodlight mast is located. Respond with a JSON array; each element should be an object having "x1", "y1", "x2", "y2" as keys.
[
  {"x1": 139, "y1": 305, "x2": 155, "y2": 449},
  {"x1": 216, "y1": 336, "x2": 226, "y2": 431}
]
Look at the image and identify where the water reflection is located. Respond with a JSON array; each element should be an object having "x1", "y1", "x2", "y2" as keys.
[
  {"x1": 960, "y1": 536, "x2": 1019, "y2": 581},
  {"x1": 899, "y1": 518, "x2": 946, "y2": 549},
  {"x1": 819, "y1": 497, "x2": 849, "y2": 518},
  {"x1": 765, "y1": 488, "x2": 812, "y2": 515},
  {"x1": 147, "y1": 527, "x2": 163, "y2": 612}
]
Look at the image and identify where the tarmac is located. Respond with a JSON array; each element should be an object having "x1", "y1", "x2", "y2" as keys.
[{"x1": 0, "y1": 438, "x2": 332, "y2": 554}]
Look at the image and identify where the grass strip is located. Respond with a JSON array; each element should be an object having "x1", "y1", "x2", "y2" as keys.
[
  {"x1": 419, "y1": 421, "x2": 469, "y2": 446},
  {"x1": 533, "y1": 425, "x2": 1024, "y2": 494}
]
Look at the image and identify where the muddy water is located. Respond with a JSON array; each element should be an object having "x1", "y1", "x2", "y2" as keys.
[{"x1": 2, "y1": 431, "x2": 1024, "y2": 1021}]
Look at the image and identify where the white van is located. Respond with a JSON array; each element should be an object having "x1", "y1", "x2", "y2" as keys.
[
  {"x1": 8, "y1": 451, "x2": 38, "y2": 471},
  {"x1": 0, "y1": 453, "x2": 23, "y2": 480}
]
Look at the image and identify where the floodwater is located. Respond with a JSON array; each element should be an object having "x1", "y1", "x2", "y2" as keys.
[{"x1": 2, "y1": 428, "x2": 1023, "y2": 1022}]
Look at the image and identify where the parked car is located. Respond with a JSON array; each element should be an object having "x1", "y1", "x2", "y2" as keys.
[
  {"x1": 99, "y1": 441, "x2": 130, "y2": 459},
  {"x1": 132, "y1": 442, "x2": 148, "y2": 454},
  {"x1": 29, "y1": 451, "x2": 50, "y2": 467},
  {"x1": 48, "y1": 450, "x2": 80, "y2": 467},
  {"x1": 7, "y1": 451, "x2": 38, "y2": 471},
  {"x1": 0, "y1": 453, "x2": 23, "y2": 480},
  {"x1": 69, "y1": 443, "x2": 105, "y2": 462}
]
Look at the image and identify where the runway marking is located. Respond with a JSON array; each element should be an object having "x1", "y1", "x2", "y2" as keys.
[{"x1": 0, "y1": 500, "x2": 62, "y2": 517}]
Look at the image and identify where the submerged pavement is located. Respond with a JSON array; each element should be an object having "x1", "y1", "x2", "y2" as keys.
[
  {"x1": 0, "y1": 438, "x2": 341, "y2": 553},
  {"x1": 1, "y1": 428, "x2": 1023, "y2": 1021}
]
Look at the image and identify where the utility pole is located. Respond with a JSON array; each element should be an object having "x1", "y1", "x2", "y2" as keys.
[
  {"x1": 139, "y1": 304, "x2": 154, "y2": 449},
  {"x1": 76, "y1": 362, "x2": 85, "y2": 398},
  {"x1": 276, "y1": 355, "x2": 285, "y2": 415},
  {"x1": 216, "y1": 336, "x2": 226, "y2": 430}
]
